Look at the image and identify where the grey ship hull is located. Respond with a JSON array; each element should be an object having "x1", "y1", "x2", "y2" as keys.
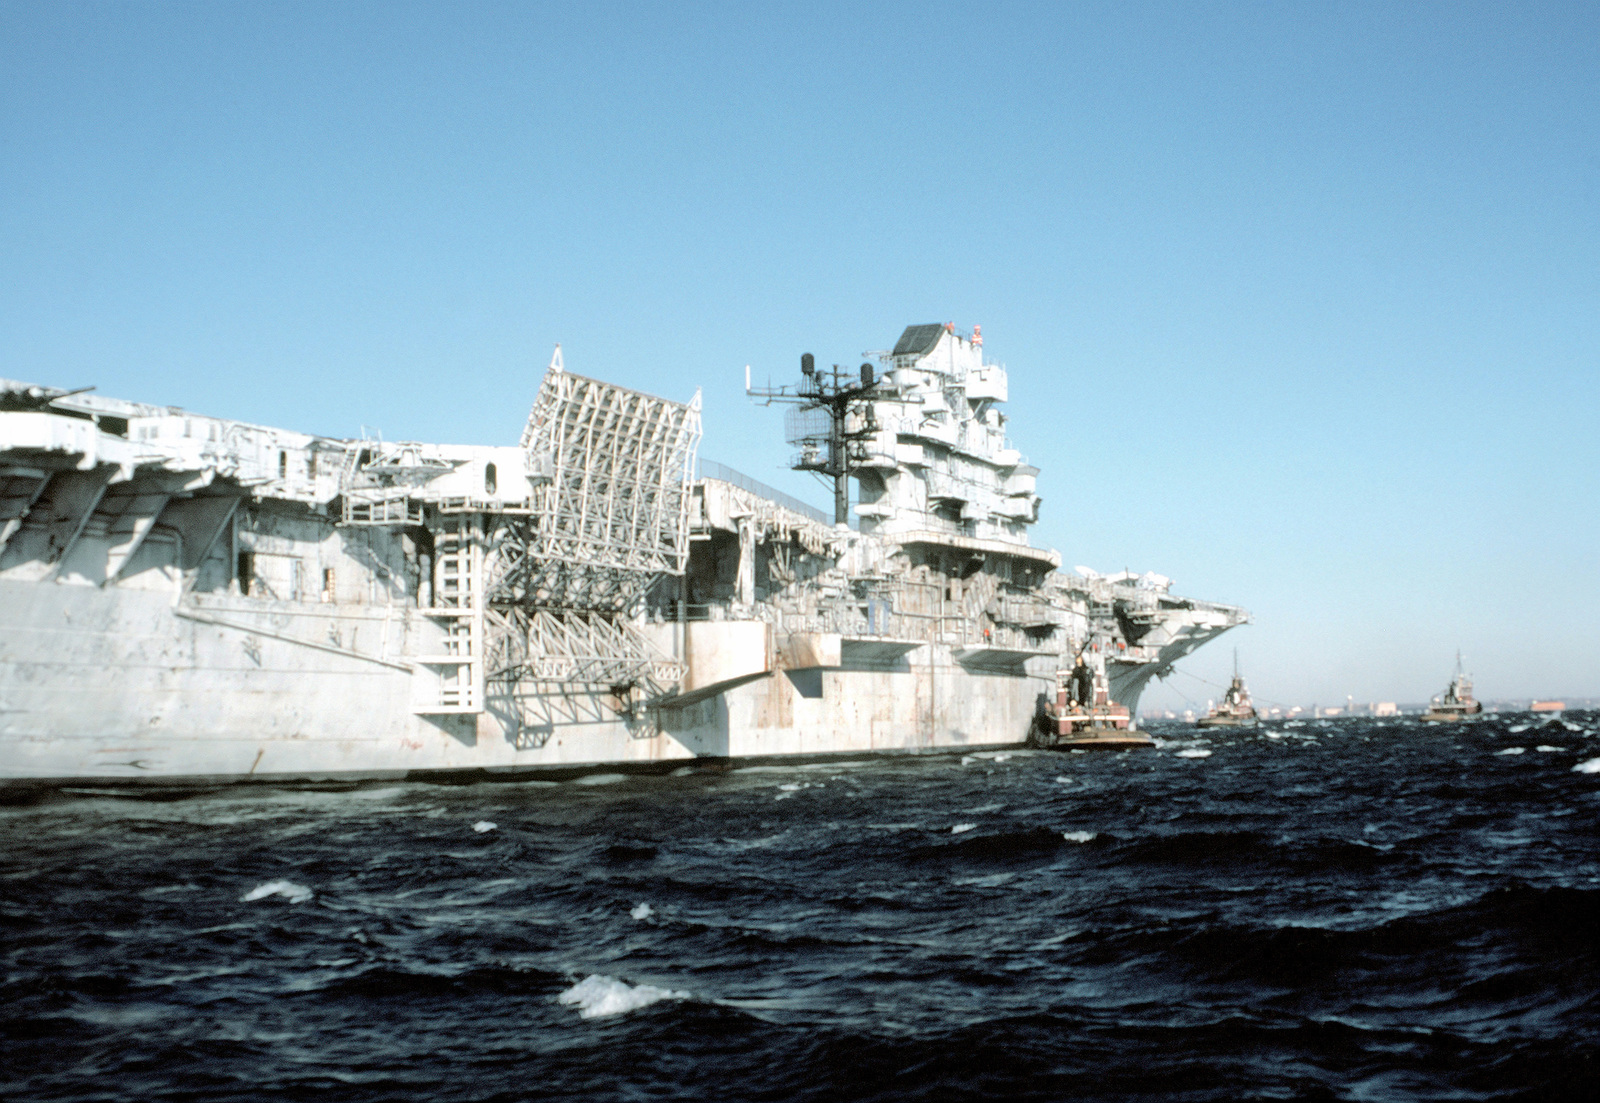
[{"x1": 0, "y1": 580, "x2": 1045, "y2": 786}]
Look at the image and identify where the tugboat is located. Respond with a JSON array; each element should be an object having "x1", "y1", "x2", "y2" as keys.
[
  {"x1": 1421, "y1": 653, "x2": 1483, "y2": 722},
  {"x1": 1034, "y1": 652, "x2": 1153, "y2": 750},
  {"x1": 1196, "y1": 652, "x2": 1259, "y2": 728}
]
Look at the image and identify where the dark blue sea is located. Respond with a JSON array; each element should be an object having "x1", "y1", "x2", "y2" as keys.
[{"x1": 4, "y1": 714, "x2": 1598, "y2": 1102}]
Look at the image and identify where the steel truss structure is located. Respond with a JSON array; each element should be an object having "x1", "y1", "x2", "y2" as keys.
[
  {"x1": 486, "y1": 607, "x2": 682, "y2": 689},
  {"x1": 335, "y1": 349, "x2": 701, "y2": 707},
  {"x1": 482, "y1": 350, "x2": 702, "y2": 700},
  {"x1": 520, "y1": 349, "x2": 702, "y2": 592}
]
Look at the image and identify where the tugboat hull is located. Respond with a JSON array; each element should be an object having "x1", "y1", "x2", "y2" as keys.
[
  {"x1": 1420, "y1": 707, "x2": 1483, "y2": 723},
  {"x1": 1195, "y1": 715, "x2": 1256, "y2": 729},
  {"x1": 1051, "y1": 732, "x2": 1155, "y2": 750}
]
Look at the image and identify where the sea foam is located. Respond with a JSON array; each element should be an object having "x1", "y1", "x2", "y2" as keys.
[
  {"x1": 630, "y1": 902, "x2": 653, "y2": 920},
  {"x1": 241, "y1": 880, "x2": 313, "y2": 904},
  {"x1": 1061, "y1": 830, "x2": 1097, "y2": 843},
  {"x1": 1572, "y1": 757, "x2": 1600, "y2": 774},
  {"x1": 1496, "y1": 747, "x2": 1526, "y2": 756},
  {"x1": 951, "y1": 823, "x2": 977, "y2": 834},
  {"x1": 1176, "y1": 749, "x2": 1212, "y2": 759},
  {"x1": 557, "y1": 974, "x2": 687, "y2": 1019},
  {"x1": 472, "y1": 821, "x2": 497, "y2": 833}
]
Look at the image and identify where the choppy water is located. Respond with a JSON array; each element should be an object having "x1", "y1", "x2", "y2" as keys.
[{"x1": 5, "y1": 714, "x2": 1598, "y2": 1101}]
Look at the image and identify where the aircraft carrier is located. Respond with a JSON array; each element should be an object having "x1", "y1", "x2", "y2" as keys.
[{"x1": 0, "y1": 323, "x2": 1247, "y2": 785}]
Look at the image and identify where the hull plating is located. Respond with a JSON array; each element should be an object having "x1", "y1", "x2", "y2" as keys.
[{"x1": 0, "y1": 581, "x2": 1045, "y2": 785}]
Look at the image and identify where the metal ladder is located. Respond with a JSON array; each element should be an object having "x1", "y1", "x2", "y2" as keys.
[{"x1": 411, "y1": 516, "x2": 485, "y2": 714}]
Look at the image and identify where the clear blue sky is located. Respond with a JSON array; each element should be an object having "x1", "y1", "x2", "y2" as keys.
[{"x1": 3, "y1": 1, "x2": 1596, "y2": 706}]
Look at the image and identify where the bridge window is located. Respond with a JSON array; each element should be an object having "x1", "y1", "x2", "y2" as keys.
[{"x1": 484, "y1": 463, "x2": 498, "y2": 495}]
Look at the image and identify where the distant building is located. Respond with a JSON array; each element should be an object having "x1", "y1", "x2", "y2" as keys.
[
  {"x1": 1373, "y1": 702, "x2": 1399, "y2": 717},
  {"x1": 1531, "y1": 701, "x2": 1565, "y2": 713}
]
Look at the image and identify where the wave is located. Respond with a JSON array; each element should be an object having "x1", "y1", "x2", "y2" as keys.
[
  {"x1": 1067, "y1": 883, "x2": 1600, "y2": 986},
  {"x1": 241, "y1": 880, "x2": 313, "y2": 904},
  {"x1": 908, "y1": 825, "x2": 1072, "y2": 864},
  {"x1": 557, "y1": 974, "x2": 689, "y2": 1019},
  {"x1": 1117, "y1": 829, "x2": 1400, "y2": 870},
  {"x1": 304, "y1": 963, "x2": 564, "y2": 1000},
  {"x1": 518, "y1": 1006, "x2": 1595, "y2": 1103}
]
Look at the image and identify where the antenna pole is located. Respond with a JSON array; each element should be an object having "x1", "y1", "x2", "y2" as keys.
[
  {"x1": 829, "y1": 367, "x2": 848, "y2": 524},
  {"x1": 747, "y1": 352, "x2": 882, "y2": 528}
]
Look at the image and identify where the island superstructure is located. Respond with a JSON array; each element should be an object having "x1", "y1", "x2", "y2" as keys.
[{"x1": 0, "y1": 323, "x2": 1247, "y2": 785}]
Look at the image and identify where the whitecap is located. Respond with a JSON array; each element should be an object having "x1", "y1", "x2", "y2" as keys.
[
  {"x1": 1061, "y1": 830, "x2": 1097, "y2": 843},
  {"x1": 992, "y1": 753, "x2": 1013, "y2": 763},
  {"x1": 241, "y1": 880, "x2": 313, "y2": 904},
  {"x1": 630, "y1": 902, "x2": 653, "y2": 920},
  {"x1": 1535, "y1": 745, "x2": 1562, "y2": 753},
  {"x1": 1053, "y1": 776, "x2": 1072, "y2": 785},
  {"x1": 1175, "y1": 749, "x2": 1211, "y2": 759},
  {"x1": 951, "y1": 823, "x2": 977, "y2": 834},
  {"x1": 777, "y1": 783, "x2": 802, "y2": 792},
  {"x1": 1508, "y1": 723, "x2": 1532, "y2": 733},
  {"x1": 472, "y1": 821, "x2": 497, "y2": 833},
  {"x1": 1572, "y1": 757, "x2": 1600, "y2": 774},
  {"x1": 572, "y1": 773, "x2": 627, "y2": 786},
  {"x1": 1265, "y1": 732, "x2": 1283, "y2": 739},
  {"x1": 1496, "y1": 747, "x2": 1526, "y2": 756},
  {"x1": 348, "y1": 786, "x2": 409, "y2": 801},
  {"x1": 557, "y1": 974, "x2": 687, "y2": 1019},
  {"x1": 959, "y1": 756, "x2": 976, "y2": 766}
]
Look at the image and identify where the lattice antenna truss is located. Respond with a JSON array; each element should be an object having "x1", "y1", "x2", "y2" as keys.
[
  {"x1": 477, "y1": 349, "x2": 699, "y2": 701},
  {"x1": 519, "y1": 351, "x2": 702, "y2": 587}
]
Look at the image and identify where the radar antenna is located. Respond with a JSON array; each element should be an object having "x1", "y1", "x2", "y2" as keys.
[{"x1": 747, "y1": 353, "x2": 883, "y2": 525}]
